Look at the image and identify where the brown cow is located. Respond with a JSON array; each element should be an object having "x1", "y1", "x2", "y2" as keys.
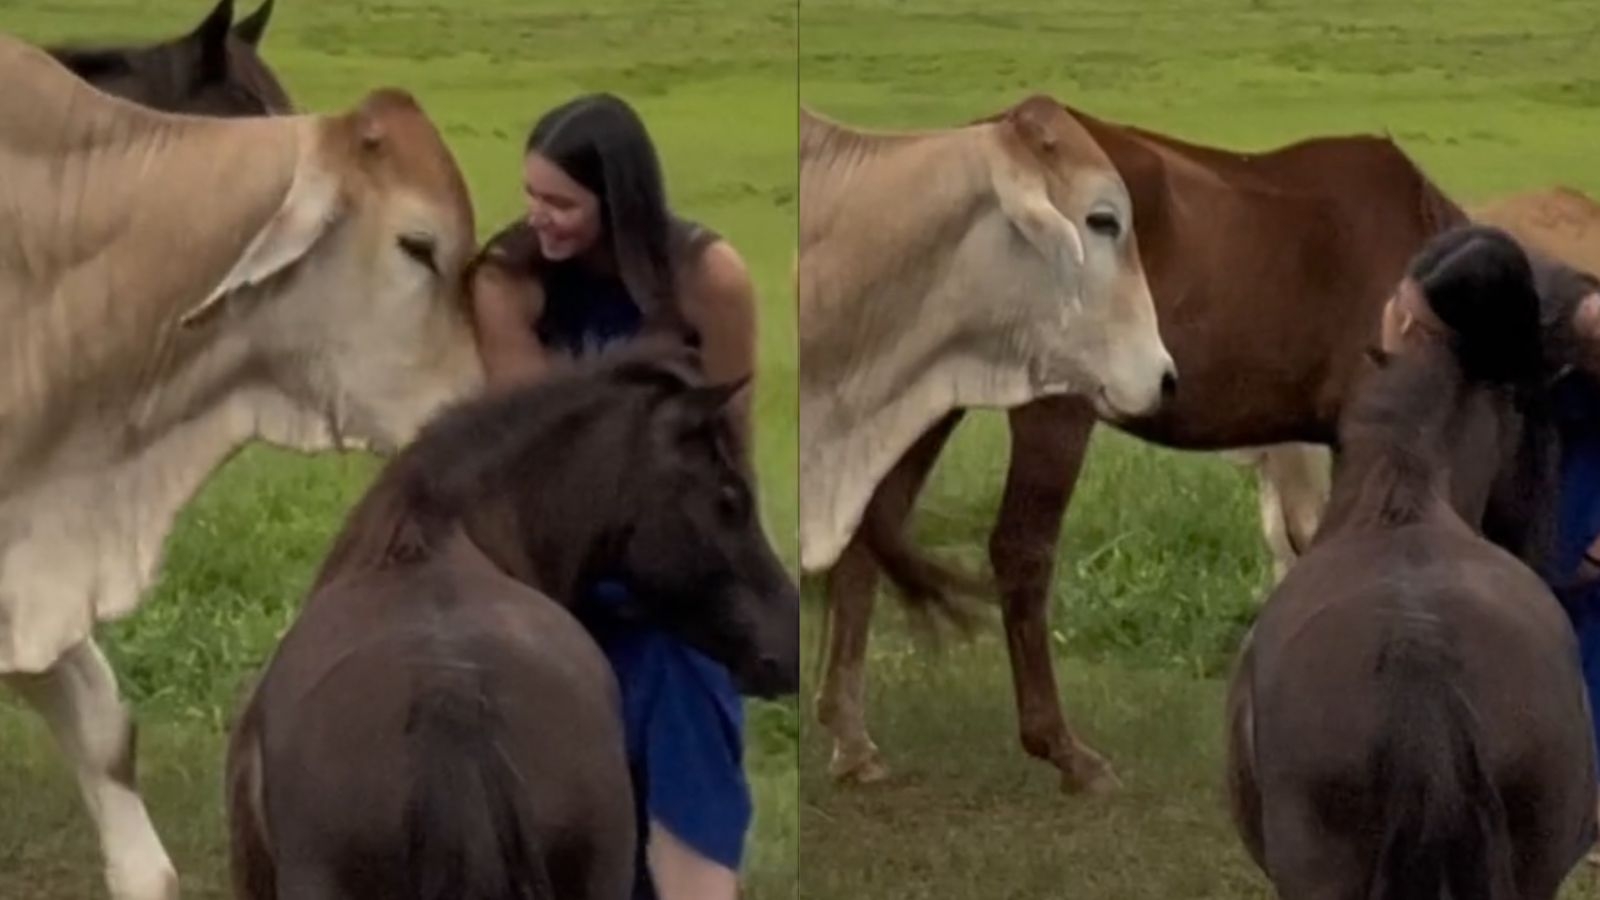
[
  {"x1": 1235, "y1": 186, "x2": 1600, "y2": 587},
  {"x1": 811, "y1": 103, "x2": 1472, "y2": 792}
]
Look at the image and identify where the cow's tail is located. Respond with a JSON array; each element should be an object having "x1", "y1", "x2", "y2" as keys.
[
  {"x1": 1367, "y1": 636, "x2": 1516, "y2": 900},
  {"x1": 402, "y1": 675, "x2": 553, "y2": 900}
]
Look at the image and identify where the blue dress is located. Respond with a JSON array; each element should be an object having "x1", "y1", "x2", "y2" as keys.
[
  {"x1": 1547, "y1": 377, "x2": 1600, "y2": 771},
  {"x1": 533, "y1": 260, "x2": 644, "y2": 359},
  {"x1": 525, "y1": 233, "x2": 752, "y2": 897},
  {"x1": 586, "y1": 583, "x2": 753, "y2": 895}
]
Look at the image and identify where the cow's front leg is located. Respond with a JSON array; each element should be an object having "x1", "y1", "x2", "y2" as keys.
[
  {"x1": 6, "y1": 638, "x2": 177, "y2": 900},
  {"x1": 815, "y1": 412, "x2": 963, "y2": 784},
  {"x1": 816, "y1": 534, "x2": 888, "y2": 783},
  {"x1": 992, "y1": 397, "x2": 1119, "y2": 793}
]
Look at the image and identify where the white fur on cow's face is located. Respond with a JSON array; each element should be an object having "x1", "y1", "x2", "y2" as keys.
[
  {"x1": 1027, "y1": 165, "x2": 1173, "y2": 420},
  {"x1": 248, "y1": 181, "x2": 485, "y2": 454}
]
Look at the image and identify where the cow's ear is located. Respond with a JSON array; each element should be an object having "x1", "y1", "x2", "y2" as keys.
[
  {"x1": 991, "y1": 163, "x2": 1086, "y2": 306},
  {"x1": 181, "y1": 165, "x2": 343, "y2": 328}
]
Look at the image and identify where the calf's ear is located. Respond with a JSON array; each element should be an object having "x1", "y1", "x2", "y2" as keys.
[{"x1": 181, "y1": 163, "x2": 344, "y2": 328}]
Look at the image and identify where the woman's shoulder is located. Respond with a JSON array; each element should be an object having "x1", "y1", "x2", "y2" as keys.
[
  {"x1": 674, "y1": 224, "x2": 752, "y2": 305},
  {"x1": 671, "y1": 215, "x2": 721, "y2": 258},
  {"x1": 473, "y1": 217, "x2": 545, "y2": 280}
]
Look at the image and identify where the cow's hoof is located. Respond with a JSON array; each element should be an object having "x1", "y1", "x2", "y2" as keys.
[
  {"x1": 1061, "y1": 750, "x2": 1122, "y2": 795},
  {"x1": 107, "y1": 862, "x2": 179, "y2": 900},
  {"x1": 829, "y1": 746, "x2": 891, "y2": 785}
]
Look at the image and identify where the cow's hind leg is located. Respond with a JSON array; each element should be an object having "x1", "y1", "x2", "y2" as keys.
[
  {"x1": 5, "y1": 638, "x2": 177, "y2": 900},
  {"x1": 991, "y1": 398, "x2": 1118, "y2": 793},
  {"x1": 816, "y1": 537, "x2": 887, "y2": 783},
  {"x1": 815, "y1": 412, "x2": 960, "y2": 784},
  {"x1": 1232, "y1": 443, "x2": 1331, "y2": 588}
]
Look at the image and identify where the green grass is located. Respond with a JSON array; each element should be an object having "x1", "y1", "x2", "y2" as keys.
[
  {"x1": 799, "y1": 0, "x2": 1600, "y2": 897},
  {"x1": 0, "y1": 1, "x2": 796, "y2": 896}
]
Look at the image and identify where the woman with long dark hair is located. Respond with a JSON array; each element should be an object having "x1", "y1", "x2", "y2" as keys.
[
  {"x1": 469, "y1": 92, "x2": 756, "y2": 450},
  {"x1": 466, "y1": 93, "x2": 764, "y2": 899}
]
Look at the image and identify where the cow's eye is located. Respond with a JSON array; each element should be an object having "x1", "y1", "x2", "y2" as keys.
[
  {"x1": 398, "y1": 233, "x2": 439, "y2": 275},
  {"x1": 1086, "y1": 211, "x2": 1121, "y2": 239}
]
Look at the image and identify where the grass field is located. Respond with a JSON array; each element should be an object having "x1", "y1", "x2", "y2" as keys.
[
  {"x1": 0, "y1": 1, "x2": 797, "y2": 896},
  {"x1": 799, "y1": 1, "x2": 1600, "y2": 897}
]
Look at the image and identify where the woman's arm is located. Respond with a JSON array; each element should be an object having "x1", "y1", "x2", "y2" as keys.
[
  {"x1": 469, "y1": 256, "x2": 553, "y2": 389},
  {"x1": 680, "y1": 239, "x2": 759, "y2": 455}
]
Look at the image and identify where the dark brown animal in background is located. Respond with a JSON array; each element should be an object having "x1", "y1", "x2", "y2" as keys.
[
  {"x1": 225, "y1": 346, "x2": 800, "y2": 899},
  {"x1": 1222, "y1": 185, "x2": 1600, "y2": 589},
  {"x1": 46, "y1": 0, "x2": 290, "y2": 116},
  {"x1": 812, "y1": 103, "x2": 1469, "y2": 792},
  {"x1": 1226, "y1": 226, "x2": 1596, "y2": 900}
]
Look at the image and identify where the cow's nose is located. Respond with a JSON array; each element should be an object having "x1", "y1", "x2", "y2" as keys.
[{"x1": 1160, "y1": 368, "x2": 1179, "y2": 402}]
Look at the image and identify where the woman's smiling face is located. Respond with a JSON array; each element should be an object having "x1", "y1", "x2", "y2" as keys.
[{"x1": 523, "y1": 152, "x2": 602, "y2": 261}]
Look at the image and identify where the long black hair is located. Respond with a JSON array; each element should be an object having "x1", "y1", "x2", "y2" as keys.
[
  {"x1": 525, "y1": 93, "x2": 694, "y2": 333},
  {"x1": 1405, "y1": 224, "x2": 1543, "y2": 386},
  {"x1": 1404, "y1": 224, "x2": 1569, "y2": 571}
]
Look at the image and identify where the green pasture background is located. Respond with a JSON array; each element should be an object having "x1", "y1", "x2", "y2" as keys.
[
  {"x1": 0, "y1": 1, "x2": 797, "y2": 896},
  {"x1": 799, "y1": 1, "x2": 1600, "y2": 897}
]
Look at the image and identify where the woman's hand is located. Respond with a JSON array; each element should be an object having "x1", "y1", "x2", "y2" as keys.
[{"x1": 1578, "y1": 539, "x2": 1600, "y2": 588}]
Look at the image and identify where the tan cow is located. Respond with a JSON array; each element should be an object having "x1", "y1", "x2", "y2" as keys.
[
  {"x1": 798, "y1": 96, "x2": 1176, "y2": 574},
  {"x1": 1235, "y1": 186, "x2": 1600, "y2": 587},
  {"x1": 0, "y1": 34, "x2": 483, "y2": 900}
]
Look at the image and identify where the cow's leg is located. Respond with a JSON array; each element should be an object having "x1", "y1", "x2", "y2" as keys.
[
  {"x1": 815, "y1": 536, "x2": 886, "y2": 783},
  {"x1": 1242, "y1": 443, "x2": 1332, "y2": 587},
  {"x1": 1262, "y1": 443, "x2": 1331, "y2": 574},
  {"x1": 815, "y1": 412, "x2": 961, "y2": 784},
  {"x1": 1250, "y1": 452, "x2": 1298, "y2": 586},
  {"x1": 5, "y1": 638, "x2": 177, "y2": 900},
  {"x1": 989, "y1": 397, "x2": 1118, "y2": 793}
]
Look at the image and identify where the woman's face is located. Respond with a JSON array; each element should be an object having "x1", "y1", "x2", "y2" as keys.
[
  {"x1": 1380, "y1": 277, "x2": 1439, "y2": 354},
  {"x1": 523, "y1": 152, "x2": 602, "y2": 261}
]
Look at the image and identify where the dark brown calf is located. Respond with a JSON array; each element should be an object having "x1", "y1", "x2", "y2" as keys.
[
  {"x1": 1227, "y1": 226, "x2": 1596, "y2": 899},
  {"x1": 227, "y1": 347, "x2": 800, "y2": 899}
]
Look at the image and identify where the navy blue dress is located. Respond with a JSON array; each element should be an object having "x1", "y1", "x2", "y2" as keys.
[
  {"x1": 1547, "y1": 378, "x2": 1600, "y2": 772},
  {"x1": 534, "y1": 259, "x2": 646, "y2": 359},
  {"x1": 494, "y1": 219, "x2": 751, "y2": 898}
]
